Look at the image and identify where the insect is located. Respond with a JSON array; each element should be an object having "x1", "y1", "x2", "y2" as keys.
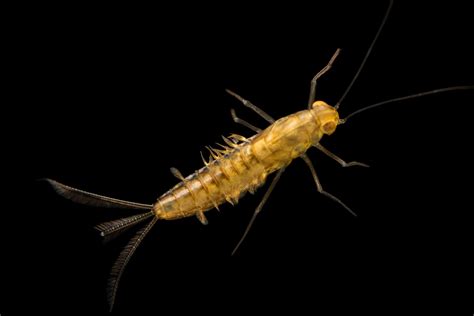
[{"x1": 44, "y1": 0, "x2": 473, "y2": 311}]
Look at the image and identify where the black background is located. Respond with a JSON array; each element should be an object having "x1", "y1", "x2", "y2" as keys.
[{"x1": 4, "y1": 1, "x2": 473, "y2": 314}]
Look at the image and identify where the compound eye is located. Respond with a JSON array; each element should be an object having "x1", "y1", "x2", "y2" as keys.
[{"x1": 322, "y1": 121, "x2": 336, "y2": 134}]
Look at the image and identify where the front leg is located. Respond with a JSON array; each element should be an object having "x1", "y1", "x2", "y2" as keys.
[{"x1": 314, "y1": 143, "x2": 369, "y2": 168}]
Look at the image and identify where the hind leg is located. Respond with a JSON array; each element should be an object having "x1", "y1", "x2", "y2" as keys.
[
  {"x1": 230, "y1": 108, "x2": 262, "y2": 133},
  {"x1": 231, "y1": 167, "x2": 285, "y2": 255}
]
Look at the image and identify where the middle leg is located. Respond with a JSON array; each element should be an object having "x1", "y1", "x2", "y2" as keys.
[
  {"x1": 301, "y1": 154, "x2": 356, "y2": 216},
  {"x1": 226, "y1": 89, "x2": 275, "y2": 123}
]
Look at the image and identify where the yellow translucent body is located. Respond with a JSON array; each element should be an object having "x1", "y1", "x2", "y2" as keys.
[{"x1": 153, "y1": 101, "x2": 339, "y2": 220}]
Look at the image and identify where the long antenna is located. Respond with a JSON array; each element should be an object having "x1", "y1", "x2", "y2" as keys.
[
  {"x1": 335, "y1": 0, "x2": 394, "y2": 109},
  {"x1": 339, "y1": 86, "x2": 474, "y2": 123}
]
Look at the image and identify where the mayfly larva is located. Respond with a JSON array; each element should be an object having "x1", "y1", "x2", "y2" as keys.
[{"x1": 44, "y1": 0, "x2": 473, "y2": 311}]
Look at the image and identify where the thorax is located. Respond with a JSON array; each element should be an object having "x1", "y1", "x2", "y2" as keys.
[{"x1": 250, "y1": 110, "x2": 322, "y2": 171}]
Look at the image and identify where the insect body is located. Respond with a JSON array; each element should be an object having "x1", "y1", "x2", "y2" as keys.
[
  {"x1": 46, "y1": 64, "x2": 362, "y2": 310},
  {"x1": 156, "y1": 100, "x2": 337, "y2": 222}
]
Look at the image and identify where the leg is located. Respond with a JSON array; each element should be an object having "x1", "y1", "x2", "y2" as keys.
[
  {"x1": 231, "y1": 108, "x2": 262, "y2": 133},
  {"x1": 300, "y1": 154, "x2": 356, "y2": 217},
  {"x1": 315, "y1": 143, "x2": 369, "y2": 168},
  {"x1": 231, "y1": 168, "x2": 285, "y2": 256},
  {"x1": 226, "y1": 89, "x2": 275, "y2": 123},
  {"x1": 307, "y1": 48, "x2": 341, "y2": 109}
]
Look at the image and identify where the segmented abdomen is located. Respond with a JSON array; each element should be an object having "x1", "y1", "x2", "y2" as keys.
[{"x1": 154, "y1": 139, "x2": 265, "y2": 220}]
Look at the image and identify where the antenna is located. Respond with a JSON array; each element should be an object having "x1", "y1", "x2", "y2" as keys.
[{"x1": 335, "y1": 0, "x2": 394, "y2": 109}]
